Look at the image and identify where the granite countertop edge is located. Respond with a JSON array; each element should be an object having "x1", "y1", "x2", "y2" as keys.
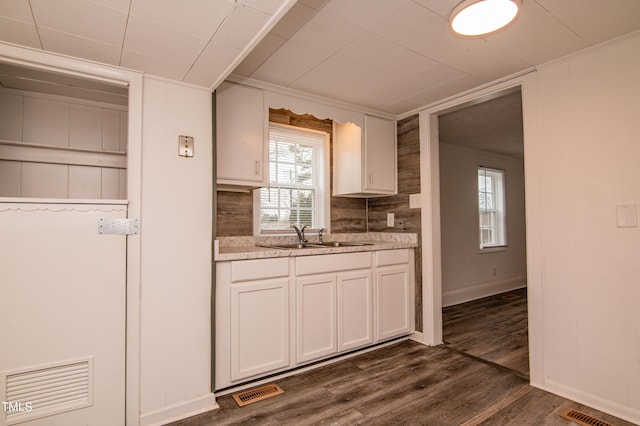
[{"x1": 214, "y1": 232, "x2": 418, "y2": 262}]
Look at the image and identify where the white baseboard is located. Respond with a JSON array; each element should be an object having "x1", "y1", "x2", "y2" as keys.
[
  {"x1": 539, "y1": 379, "x2": 640, "y2": 425},
  {"x1": 140, "y1": 393, "x2": 218, "y2": 426},
  {"x1": 442, "y1": 276, "x2": 526, "y2": 307}
]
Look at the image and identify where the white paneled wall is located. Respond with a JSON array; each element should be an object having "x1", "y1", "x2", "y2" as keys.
[
  {"x1": 0, "y1": 88, "x2": 127, "y2": 199},
  {"x1": 530, "y1": 32, "x2": 640, "y2": 423}
]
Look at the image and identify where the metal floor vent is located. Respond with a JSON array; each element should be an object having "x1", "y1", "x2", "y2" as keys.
[
  {"x1": 559, "y1": 408, "x2": 613, "y2": 426},
  {"x1": 232, "y1": 383, "x2": 284, "y2": 407}
]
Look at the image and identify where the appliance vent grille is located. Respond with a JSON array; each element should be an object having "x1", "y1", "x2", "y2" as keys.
[
  {"x1": 232, "y1": 383, "x2": 284, "y2": 407},
  {"x1": 559, "y1": 408, "x2": 613, "y2": 426},
  {"x1": 2, "y1": 358, "x2": 93, "y2": 425}
]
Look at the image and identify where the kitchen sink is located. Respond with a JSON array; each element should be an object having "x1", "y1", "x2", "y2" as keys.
[
  {"x1": 256, "y1": 241, "x2": 373, "y2": 250},
  {"x1": 256, "y1": 243, "x2": 325, "y2": 250},
  {"x1": 319, "y1": 241, "x2": 373, "y2": 247}
]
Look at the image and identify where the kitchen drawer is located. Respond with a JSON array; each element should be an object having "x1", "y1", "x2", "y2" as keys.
[
  {"x1": 296, "y1": 252, "x2": 371, "y2": 276},
  {"x1": 376, "y1": 249, "x2": 409, "y2": 267},
  {"x1": 231, "y1": 257, "x2": 289, "y2": 282}
]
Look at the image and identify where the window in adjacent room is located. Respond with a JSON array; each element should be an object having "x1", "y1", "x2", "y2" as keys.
[
  {"x1": 478, "y1": 167, "x2": 506, "y2": 249},
  {"x1": 255, "y1": 123, "x2": 329, "y2": 234}
]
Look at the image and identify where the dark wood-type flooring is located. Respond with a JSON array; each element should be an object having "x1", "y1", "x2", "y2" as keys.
[
  {"x1": 171, "y1": 341, "x2": 632, "y2": 425},
  {"x1": 442, "y1": 288, "x2": 529, "y2": 378}
]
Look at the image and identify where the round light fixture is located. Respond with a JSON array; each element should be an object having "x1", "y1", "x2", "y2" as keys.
[{"x1": 450, "y1": 0, "x2": 521, "y2": 37}]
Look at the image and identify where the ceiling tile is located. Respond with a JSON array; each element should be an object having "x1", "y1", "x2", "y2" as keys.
[
  {"x1": 411, "y1": 0, "x2": 460, "y2": 19},
  {"x1": 336, "y1": 34, "x2": 438, "y2": 80},
  {"x1": 129, "y1": 0, "x2": 233, "y2": 41},
  {"x1": 38, "y1": 27, "x2": 121, "y2": 65},
  {"x1": 373, "y1": 63, "x2": 466, "y2": 101},
  {"x1": 489, "y1": 13, "x2": 589, "y2": 65},
  {"x1": 123, "y1": 15, "x2": 208, "y2": 64},
  {"x1": 297, "y1": 0, "x2": 329, "y2": 11},
  {"x1": 0, "y1": 0, "x2": 36, "y2": 22},
  {"x1": 269, "y1": 2, "x2": 318, "y2": 39},
  {"x1": 0, "y1": 17, "x2": 41, "y2": 49},
  {"x1": 90, "y1": 0, "x2": 132, "y2": 13},
  {"x1": 237, "y1": 0, "x2": 288, "y2": 15},
  {"x1": 319, "y1": 0, "x2": 411, "y2": 30},
  {"x1": 30, "y1": 0, "x2": 128, "y2": 46},
  {"x1": 545, "y1": 0, "x2": 640, "y2": 45},
  {"x1": 251, "y1": 40, "x2": 333, "y2": 86},
  {"x1": 233, "y1": 33, "x2": 286, "y2": 76},
  {"x1": 211, "y1": 4, "x2": 270, "y2": 50},
  {"x1": 183, "y1": 42, "x2": 242, "y2": 88},
  {"x1": 120, "y1": 48, "x2": 191, "y2": 80},
  {"x1": 290, "y1": 11, "x2": 364, "y2": 52}
]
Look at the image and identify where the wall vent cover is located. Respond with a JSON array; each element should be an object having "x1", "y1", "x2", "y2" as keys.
[
  {"x1": 232, "y1": 383, "x2": 284, "y2": 407},
  {"x1": 1, "y1": 357, "x2": 93, "y2": 425},
  {"x1": 559, "y1": 408, "x2": 613, "y2": 426}
]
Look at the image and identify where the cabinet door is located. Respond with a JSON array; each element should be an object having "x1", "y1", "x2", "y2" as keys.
[
  {"x1": 375, "y1": 265, "x2": 411, "y2": 341},
  {"x1": 230, "y1": 278, "x2": 289, "y2": 382},
  {"x1": 297, "y1": 274, "x2": 337, "y2": 363},
  {"x1": 216, "y1": 81, "x2": 266, "y2": 186},
  {"x1": 338, "y1": 270, "x2": 373, "y2": 351},
  {"x1": 364, "y1": 115, "x2": 396, "y2": 193}
]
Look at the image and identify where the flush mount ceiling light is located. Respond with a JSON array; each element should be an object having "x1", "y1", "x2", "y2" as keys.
[{"x1": 450, "y1": 0, "x2": 521, "y2": 37}]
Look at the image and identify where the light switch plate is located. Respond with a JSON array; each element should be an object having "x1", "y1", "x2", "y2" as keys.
[
  {"x1": 387, "y1": 213, "x2": 394, "y2": 227},
  {"x1": 409, "y1": 193, "x2": 421, "y2": 209},
  {"x1": 616, "y1": 203, "x2": 637, "y2": 228},
  {"x1": 179, "y1": 135, "x2": 194, "y2": 157}
]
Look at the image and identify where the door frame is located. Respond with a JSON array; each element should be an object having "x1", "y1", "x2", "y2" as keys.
[
  {"x1": 417, "y1": 71, "x2": 544, "y2": 386},
  {"x1": 0, "y1": 43, "x2": 144, "y2": 425}
]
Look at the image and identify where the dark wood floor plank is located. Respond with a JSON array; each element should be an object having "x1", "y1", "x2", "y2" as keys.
[{"x1": 443, "y1": 288, "x2": 530, "y2": 377}]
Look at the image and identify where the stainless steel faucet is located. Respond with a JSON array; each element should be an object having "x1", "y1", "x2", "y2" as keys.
[{"x1": 293, "y1": 225, "x2": 308, "y2": 243}]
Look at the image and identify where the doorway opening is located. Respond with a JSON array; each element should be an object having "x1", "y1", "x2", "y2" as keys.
[{"x1": 437, "y1": 87, "x2": 528, "y2": 377}]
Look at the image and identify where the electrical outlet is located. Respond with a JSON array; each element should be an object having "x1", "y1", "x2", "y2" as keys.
[
  {"x1": 179, "y1": 135, "x2": 194, "y2": 157},
  {"x1": 387, "y1": 213, "x2": 394, "y2": 227}
]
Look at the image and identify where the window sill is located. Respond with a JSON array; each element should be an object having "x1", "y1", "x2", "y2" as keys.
[{"x1": 478, "y1": 245, "x2": 507, "y2": 254}]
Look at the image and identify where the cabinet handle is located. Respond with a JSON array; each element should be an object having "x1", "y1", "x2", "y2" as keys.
[
  {"x1": 255, "y1": 160, "x2": 260, "y2": 175},
  {"x1": 369, "y1": 173, "x2": 373, "y2": 184}
]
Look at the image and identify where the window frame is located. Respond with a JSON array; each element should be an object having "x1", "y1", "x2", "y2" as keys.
[
  {"x1": 477, "y1": 166, "x2": 507, "y2": 252},
  {"x1": 253, "y1": 123, "x2": 330, "y2": 236}
]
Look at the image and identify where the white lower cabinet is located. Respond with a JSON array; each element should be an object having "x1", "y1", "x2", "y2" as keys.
[
  {"x1": 296, "y1": 274, "x2": 338, "y2": 363},
  {"x1": 296, "y1": 268, "x2": 373, "y2": 364},
  {"x1": 216, "y1": 249, "x2": 412, "y2": 390},
  {"x1": 375, "y1": 249, "x2": 414, "y2": 342},
  {"x1": 230, "y1": 278, "x2": 290, "y2": 382},
  {"x1": 338, "y1": 270, "x2": 373, "y2": 351}
]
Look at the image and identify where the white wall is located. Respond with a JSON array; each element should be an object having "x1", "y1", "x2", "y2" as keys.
[
  {"x1": 0, "y1": 88, "x2": 127, "y2": 199},
  {"x1": 439, "y1": 143, "x2": 526, "y2": 306},
  {"x1": 138, "y1": 76, "x2": 215, "y2": 425},
  {"x1": 528, "y1": 32, "x2": 640, "y2": 423}
]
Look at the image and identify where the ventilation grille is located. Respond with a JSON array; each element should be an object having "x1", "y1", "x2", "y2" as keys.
[
  {"x1": 232, "y1": 383, "x2": 284, "y2": 407},
  {"x1": 2, "y1": 358, "x2": 93, "y2": 425},
  {"x1": 559, "y1": 408, "x2": 613, "y2": 426}
]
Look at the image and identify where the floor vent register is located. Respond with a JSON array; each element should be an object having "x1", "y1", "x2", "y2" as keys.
[
  {"x1": 232, "y1": 383, "x2": 284, "y2": 407},
  {"x1": 559, "y1": 408, "x2": 613, "y2": 426}
]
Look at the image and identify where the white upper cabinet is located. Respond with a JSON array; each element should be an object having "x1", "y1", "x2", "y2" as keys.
[
  {"x1": 333, "y1": 115, "x2": 397, "y2": 197},
  {"x1": 216, "y1": 81, "x2": 267, "y2": 190}
]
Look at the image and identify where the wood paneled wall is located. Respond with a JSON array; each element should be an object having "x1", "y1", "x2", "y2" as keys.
[{"x1": 368, "y1": 114, "x2": 422, "y2": 331}]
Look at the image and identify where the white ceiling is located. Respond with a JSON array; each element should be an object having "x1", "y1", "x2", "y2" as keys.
[
  {"x1": 236, "y1": 0, "x2": 640, "y2": 115},
  {"x1": 1, "y1": 0, "x2": 640, "y2": 117},
  {"x1": 0, "y1": 0, "x2": 295, "y2": 88}
]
